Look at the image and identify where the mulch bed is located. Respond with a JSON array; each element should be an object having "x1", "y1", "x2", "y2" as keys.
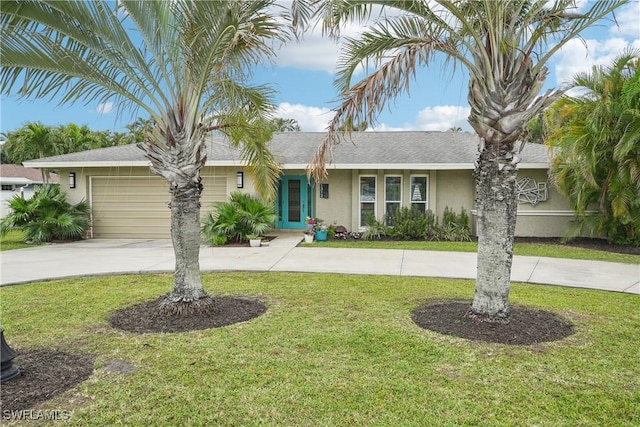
[
  {"x1": 1, "y1": 349, "x2": 94, "y2": 413},
  {"x1": 411, "y1": 300, "x2": 575, "y2": 345},
  {"x1": 109, "y1": 295, "x2": 268, "y2": 334}
]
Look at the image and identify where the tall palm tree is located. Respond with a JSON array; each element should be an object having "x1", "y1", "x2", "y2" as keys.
[
  {"x1": 1, "y1": 0, "x2": 287, "y2": 315},
  {"x1": 545, "y1": 50, "x2": 640, "y2": 245},
  {"x1": 294, "y1": 0, "x2": 627, "y2": 320}
]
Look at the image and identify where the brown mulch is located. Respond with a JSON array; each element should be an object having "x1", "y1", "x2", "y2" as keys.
[
  {"x1": 0, "y1": 349, "x2": 94, "y2": 413},
  {"x1": 411, "y1": 300, "x2": 575, "y2": 345},
  {"x1": 109, "y1": 295, "x2": 268, "y2": 334}
]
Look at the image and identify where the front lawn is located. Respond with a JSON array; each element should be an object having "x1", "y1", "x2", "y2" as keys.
[
  {"x1": 1, "y1": 273, "x2": 638, "y2": 425},
  {"x1": 310, "y1": 239, "x2": 640, "y2": 264},
  {"x1": 0, "y1": 230, "x2": 38, "y2": 251}
]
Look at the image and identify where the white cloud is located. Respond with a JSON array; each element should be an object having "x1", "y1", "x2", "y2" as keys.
[
  {"x1": 414, "y1": 105, "x2": 471, "y2": 131},
  {"x1": 274, "y1": 4, "x2": 392, "y2": 74},
  {"x1": 372, "y1": 105, "x2": 471, "y2": 132},
  {"x1": 96, "y1": 102, "x2": 114, "y2": 115},
  {"x1": 554, "y1": 37, "x2": 632, "y2": 87},
  {"x1": 609, "y1": 2, "x2": 640, "y2": 37},
  {"x1": 275, "y1": 102, "x2": 332, "y2": 131},
  {"x1": 276, "y1": 102, "x2": 472, "y2": 133}
]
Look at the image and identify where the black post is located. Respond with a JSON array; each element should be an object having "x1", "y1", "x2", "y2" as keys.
[{"x1": 0, "y1": 328, "x2": 21, "y2": 383}]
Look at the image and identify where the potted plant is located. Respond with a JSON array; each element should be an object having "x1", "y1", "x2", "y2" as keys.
[
  {"x1": 303, "y1": 227, "x2": 315, "y2": 244},
  {"x1": 315, "y1": 223, "x2": 329, "y2": 241},
  {"x1": 304, "y1": 216, "x2": 316, "y2": 233},
  {"x1": 247, "y1": 234, "x2": 261, "y2": 247}
]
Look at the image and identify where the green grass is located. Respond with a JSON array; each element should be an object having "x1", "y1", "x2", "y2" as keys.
[
  {"x1": 311, "y1": 239, "x2": 640, "y2": 264},
  {"x1": 0, "y1": 230, "x2": 40, "y2": 251},
  {"x1": 2, "y1": 273, "x2": 638, "y2": 426}
]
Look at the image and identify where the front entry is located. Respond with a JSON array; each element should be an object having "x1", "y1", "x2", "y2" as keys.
[{"x1": 276, "y1": 175, "x2": 314, "y2": 229}]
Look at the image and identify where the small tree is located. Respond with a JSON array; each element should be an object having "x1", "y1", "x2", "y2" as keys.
[{"x1": 2, "y1": 0, "x2": 289, "y2": 315}]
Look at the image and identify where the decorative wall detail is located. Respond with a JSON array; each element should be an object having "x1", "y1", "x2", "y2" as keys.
[{"x1": 516, "y1": 177, "x2": 548, "y2": 206}]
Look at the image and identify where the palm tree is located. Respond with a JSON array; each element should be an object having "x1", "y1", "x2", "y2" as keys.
[
  {"x1": 2, "y1": 122, "x2": 57, "y2": 165},
  {"x1": 1, "y1": 0, "x2": 287, "y2": 315},
  {"x1": 294, "y1": 0, "x2": 626, "y2": 320},
  {"x1": 270, "y1": 117, "x2": 302, "y2": 132},
  {"x1": 545, "y1": 50, "x2": 640, "y2": 245}
]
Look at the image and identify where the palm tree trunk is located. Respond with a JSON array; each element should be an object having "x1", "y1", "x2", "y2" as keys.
[
  {"x1": 158, "y1": 170, "x2": 214, "y2": 316},
  {"x1": 470, "y1": 148, "x2": 519, "y2": 321}
]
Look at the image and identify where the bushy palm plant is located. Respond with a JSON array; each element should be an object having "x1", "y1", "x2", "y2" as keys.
[
  {"x1": 0, "y1": 185, "x2": 89, "y2": 243},
  {"x1": 202, "y1": 192, "x2": 276, "y2": 244},
  {"x1": 546, "y1": 50, "x2": 640, "y2": 245}
]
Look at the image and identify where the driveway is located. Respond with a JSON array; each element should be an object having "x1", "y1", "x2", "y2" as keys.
[{"x1": 1, "y1": 233, "x2": 638, "y2": 294}]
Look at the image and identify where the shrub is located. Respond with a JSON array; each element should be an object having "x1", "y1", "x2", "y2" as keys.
[
  {"x1": 201, "y1": 192, "x2": 276, "y2": 244},
  {"x1": 361, "y1": 213, "x2": 388, "y2": 240},
  {"x1": 433, "y1": 207, "x2": 471, "y2": 241},
  {"x1": 387, "y1": 206, "x2": 428, "y2": 240},
  {"x1": 0, "y1": 185, "x2": 90, "y2": 243}
]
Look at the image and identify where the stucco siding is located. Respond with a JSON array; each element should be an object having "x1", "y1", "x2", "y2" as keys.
[
  {"x1": 434, "y1": 170, "x2": 476, "y2": 217},
  {"x1": 315, "y1": 170, "x2": 353, "y2": 229},
  {"x1": 514, "y1": 169, "x2": 576, "y2": 237}
]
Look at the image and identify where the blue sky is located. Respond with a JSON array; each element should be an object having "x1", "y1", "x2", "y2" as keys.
[{"x1": 1, "y1": 1, "x2": 638, "y2": 136}]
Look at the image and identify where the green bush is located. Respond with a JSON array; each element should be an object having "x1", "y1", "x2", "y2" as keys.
[
  {"x1": 377, "y1": 206, "x2": 471, "y2": 242},
  {"x1": 387, "y1": 206, "x2": 428, "y2": 240},
  {"x1": 432, "y1": 207, "x2": 471, "y2": 241},
  {"x1": 0, "y1": 185, "x2": 90, "y2": 243},
  {"x1": 361, "y1": 213, "x2": 388, "y2": 240},
  {"x1": 201, "y1": 192, "x2": 276, "y2": 244}
]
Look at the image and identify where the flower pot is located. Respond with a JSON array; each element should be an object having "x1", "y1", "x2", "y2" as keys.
[
  {"x1": 315, "y1": 230, "x2": 328, "y2": 241},
  {"x1": 303, "y1": 234, "x2": 314, "y2": 243},
  {"x1": 249, "y1": 239, "x2": 261, "y2": 247}
]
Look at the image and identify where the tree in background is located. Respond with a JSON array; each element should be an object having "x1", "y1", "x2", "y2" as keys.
[
  {"x1": 2, "y1": 0, "x2": 288, "y2": 315},
  {"x1": 1, "y1": 122, "x2": 57, "y2": 165},
  {"x1": 294, "y1": 0, "x2": 626, "y2": 320},
  {"x1": 270, "y1": 117, "x2": 301, "y2": 132},
  {"x1": 545, "y1": 49, "x2": 640, "y2": 245},
  {"x1": 0, "y1": 122, "x2": 139, "y2": 164}
]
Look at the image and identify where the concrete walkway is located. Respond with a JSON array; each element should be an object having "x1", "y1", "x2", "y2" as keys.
[{"x1": 1, "y1": 231, "x2": 638, "y2": 294}]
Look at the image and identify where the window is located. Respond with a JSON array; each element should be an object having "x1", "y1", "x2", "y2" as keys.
[
  {"x1": 385, "y1": 176, "x2": 402, "y2": 226},
  {"x1": 359, "y1": 176, "x2": 376, "y2": 227},
  {"x1": 1, "y1": 185, "x2": 14, "y2": 191},
  {"x1": 410, "y1": 175, "x2": 428, "y2": 213}
]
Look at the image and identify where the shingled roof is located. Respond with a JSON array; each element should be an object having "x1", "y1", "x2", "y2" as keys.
[
  {"x1": 0, "y1": 164, "x2": 59, "y2": 184},
  {"x1": 24, "y1": 131, "x2": 549, "y2": 169}
]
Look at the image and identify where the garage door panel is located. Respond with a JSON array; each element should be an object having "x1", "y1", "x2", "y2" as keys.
[{"x1": 91, "y1": 176, "x2": 227, "y2": 238}]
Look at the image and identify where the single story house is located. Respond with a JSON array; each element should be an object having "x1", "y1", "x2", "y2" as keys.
[
  {"x1": 24, "y1": 131, "x2": 574, "y2": 239},
  {"x1": 0, "y1": 164, "x2": 59, "y2": 218}
]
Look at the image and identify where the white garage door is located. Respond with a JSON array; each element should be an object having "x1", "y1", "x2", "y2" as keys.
[{"x1": 91, "y1": 175, "x2": 227, "y2": 238}]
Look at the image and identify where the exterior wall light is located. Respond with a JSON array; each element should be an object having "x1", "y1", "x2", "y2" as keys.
[
  {"x1": 69, "y1": 172, "x2": 76, "y2": 189},
  {"x1": 236, "y1": 171, "x2": 244, "y2": 188}
]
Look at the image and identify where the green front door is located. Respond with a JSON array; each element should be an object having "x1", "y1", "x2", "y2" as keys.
[{"x1": 276, "y1": 175, "x2": 313, "y2": 229}]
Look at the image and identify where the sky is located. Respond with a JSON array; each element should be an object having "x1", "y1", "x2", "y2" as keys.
[{"x1": 1, "y1": 1, "x2": 639, "y2": 136}]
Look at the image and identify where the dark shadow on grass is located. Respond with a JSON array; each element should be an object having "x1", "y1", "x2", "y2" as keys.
[
  {"x1": 411, "y1": 300, "x2": 575, "y2": 345},
  {"x1": 109, "y1": 295, "x2": 268, "y2": 334}
]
